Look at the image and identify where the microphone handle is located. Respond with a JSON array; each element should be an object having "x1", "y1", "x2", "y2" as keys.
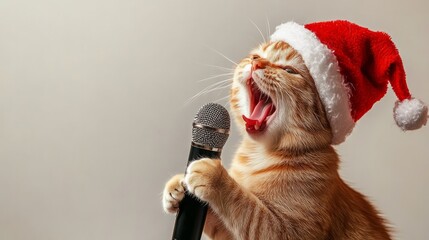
[{"x1": 171, "y1": 146, "x2": 221, "y2": 240}]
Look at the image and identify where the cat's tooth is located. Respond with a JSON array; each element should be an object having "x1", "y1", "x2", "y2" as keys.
[{"x1": 255, "y1": 122, "x2": 260, "y2": 130}]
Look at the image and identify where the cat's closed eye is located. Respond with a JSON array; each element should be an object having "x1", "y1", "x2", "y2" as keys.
[
  {"x1": 283, "y1": 66, "x2": 299, "y2": 75},
  {"x1": 251, "y1": 54, "x2": 260, "y2": 60}
]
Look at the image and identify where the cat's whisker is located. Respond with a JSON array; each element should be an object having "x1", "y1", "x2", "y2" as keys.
[
  {"x1": 198, "y1": 63, "x2": 235, "y2": 72},
  {"x1": 212, "y1": 93, "x2": 231, "y2": 109},
  {"x1": 202, "y1": 78, "x2": 232, "y2": 90},
  {"x1": 221, "y1": 97, "x2": 231, "y2": 108},
  {"x1": 214, "y1": 95, "x2": 230, "y2": 103},
  {"x1": 198, "y1": 73, "x2": 234, "y2": 82},
  {"x1": 197, "y1": 80, "x2": 233, "y2": 98},
  {"x1": 196, "y1": 83, "x2": 232, "y2": 96},
  {"x1": 185, "y1": 83, "x2": 223, "y2": 105},
  {"x1": 287, "y1": 84, "x2": 307, "y2": 95},
  {"x1": 265, "y1": 16, "x2": 271, "y2": 39},
  {"x1": 248, "y1": 18, "x2": 267, "y2": 44},
  {"x1": 194, "y1": 79, "x2": 233, "y2": 93},
  {"x1": 184, "y1": 79, "x2": 233, "y2": 105},
  {"x1": 211, "y1": 78, "x2": 234, "y2": 85},
  {"x1": 204, "y1": 45, "x2": 238, "y2": 66},
  {"x1": 276, "y1": 83, "x2": 293, "y2": 103}
]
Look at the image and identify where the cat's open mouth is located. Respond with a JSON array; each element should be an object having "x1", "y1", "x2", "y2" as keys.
[{"x1": 242, "y1": 78, "x2": 276, "y2": 134}]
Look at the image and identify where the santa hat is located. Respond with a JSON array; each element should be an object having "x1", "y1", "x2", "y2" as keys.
[{"x1": 270, "y1": 20, "x2": 428, "y2": 144}]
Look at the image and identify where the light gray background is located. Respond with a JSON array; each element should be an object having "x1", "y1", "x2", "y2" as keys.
[{"x1": 0, "y1": 0, "x2": 428, "y2": 239}]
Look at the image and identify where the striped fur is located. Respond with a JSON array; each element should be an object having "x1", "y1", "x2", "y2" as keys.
[{"x1": 163, "y1": 41, "x2": 391, "y2": 239}]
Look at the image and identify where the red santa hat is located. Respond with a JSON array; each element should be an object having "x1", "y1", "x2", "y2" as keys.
[{"x1": 271, "y1": 20, "x2": 428, "y2": 144}]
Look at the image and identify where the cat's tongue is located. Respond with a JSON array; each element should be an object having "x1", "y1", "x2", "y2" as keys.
[{"x1": 242, "y1": 100, "x2": 273, "y2": 133}]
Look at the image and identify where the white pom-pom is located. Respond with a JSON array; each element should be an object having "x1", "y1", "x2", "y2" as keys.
[{"x1": 394, "y1": 98, "x2": 428, "y2": 130}]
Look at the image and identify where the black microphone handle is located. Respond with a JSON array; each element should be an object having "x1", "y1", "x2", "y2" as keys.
[{"x1": 171, "y1": 145, "x2": 221, "y2": 240}]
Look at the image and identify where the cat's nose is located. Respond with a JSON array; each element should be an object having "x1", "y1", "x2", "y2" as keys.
[{"x1": 252, "y1": 58, "x2": 269, "y2": 70}]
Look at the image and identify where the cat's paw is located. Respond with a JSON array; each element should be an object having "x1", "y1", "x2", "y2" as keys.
[
  {"x1": 184, "y1": 158, "x2": 226, "y2": 202},
  {"x1": 162, "y1": 174, "x2": 185, "y2": 214}
]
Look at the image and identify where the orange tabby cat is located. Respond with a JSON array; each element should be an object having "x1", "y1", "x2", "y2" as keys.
[{"x1": 163, "y1": 40, "x2": 391, "y2": 239}]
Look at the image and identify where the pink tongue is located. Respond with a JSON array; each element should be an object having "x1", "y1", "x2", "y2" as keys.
[
  {"x1": 250, "y1": 100, "x2": 272, "y2": 122},
  {"x1": 242, "y1": 99, "x2": 273, "y2": 131}
]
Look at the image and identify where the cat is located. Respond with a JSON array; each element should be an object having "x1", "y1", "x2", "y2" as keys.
[{"x1": 163, "y1": 40, "x2": 392, "y2": 239}]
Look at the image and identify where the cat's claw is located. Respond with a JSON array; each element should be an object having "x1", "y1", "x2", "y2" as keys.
[{"x1": 162, "y1": 174, "x2": 185, "y2": 214}]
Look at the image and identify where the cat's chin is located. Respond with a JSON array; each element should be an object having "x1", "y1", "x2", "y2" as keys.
[{"x1": 245, "y1": 128, "x2": 268, "y2": 141}]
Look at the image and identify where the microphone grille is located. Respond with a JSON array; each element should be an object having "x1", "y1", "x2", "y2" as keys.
[{"x1": 192, "y1": 103, "x2": 230, "y2": 149}]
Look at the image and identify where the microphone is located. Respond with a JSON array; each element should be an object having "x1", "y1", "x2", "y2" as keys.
[{"x1": 171, "y1": 103, "x2": 230, "y2": 240}]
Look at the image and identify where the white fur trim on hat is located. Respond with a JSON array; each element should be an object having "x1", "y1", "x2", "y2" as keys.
[
  {"x1": 270, "y1": 22, "x2": 354, "y2": 144},
  {"x1": 394, "y1": 98, "x2": 428, "y2": 130}
]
